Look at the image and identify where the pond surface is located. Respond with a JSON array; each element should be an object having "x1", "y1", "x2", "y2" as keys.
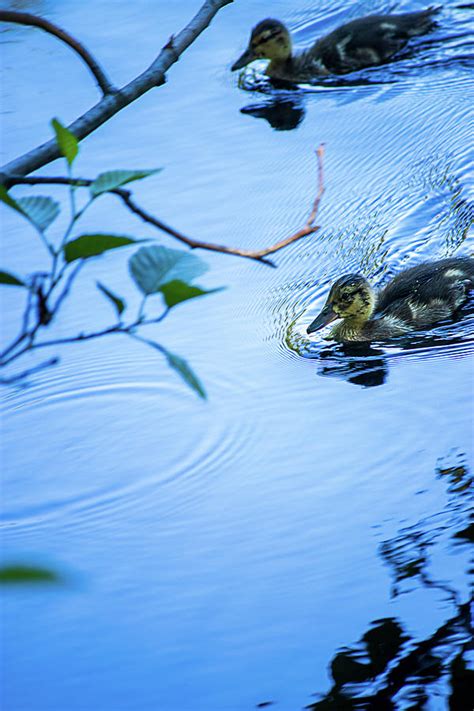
[{"x1": 1, "y1": 1, "x2": 473, "y2": 709}]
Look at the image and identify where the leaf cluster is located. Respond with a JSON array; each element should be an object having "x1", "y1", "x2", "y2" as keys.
[{"x1": 0, "y1": 120, "x2": 224, "y2": 398}]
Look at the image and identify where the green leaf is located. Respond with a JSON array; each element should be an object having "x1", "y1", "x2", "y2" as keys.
[
  {"x1": 51, "y1": 118, "x2": 79, "y2": 166},
  {"x1": 97, "y1": 281, "x2": 126, "y2": 317},
  {"x1": 138, "y1": 338, "x2": 206, "y2": 398},
  {"x1": 159, "y1": 279, "x2": 223, "y2": 308},
  {"x1": 64, "y1": 234, "x2": 144, "y2": 263},
  {"x1": 90, "y1": 169, "x2": 162, "y2": 198},
  {"x1": 0, "y1": 184, "x2": 21, "y2": 212},
  {"x1": 129, "y1": 246, "x2": 208, "y2": 296},
  {"x1": 16, "y1": 196, "x2": 60, "y2": 232},
  {"x1": 0, "y1": 564, "x2": 61, "y2": 584},
  {"x1": 164, "y1": 348, "x2": 206, "y2": 399},
  {"x1": 0, "y1": 270, "x2": 25, "y2": 287},
  {"x1": 0, "y1": 186, "x2": 60, "y2": 232}
]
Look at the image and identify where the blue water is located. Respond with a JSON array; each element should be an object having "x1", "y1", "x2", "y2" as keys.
[{"x1": 1, "y1": 1, "x2": 473, "y2": 709}]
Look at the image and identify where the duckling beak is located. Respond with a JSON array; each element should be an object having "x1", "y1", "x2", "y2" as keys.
[
  {"x1": 307, "y1": 303, "x2": 338, "y2": 334},
  {"x1": 232, "y1": 47, "x2": 256, "y2": 71}
]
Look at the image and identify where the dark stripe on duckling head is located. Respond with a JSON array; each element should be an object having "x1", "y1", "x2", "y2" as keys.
[
  {"x1": 251, "y1": 19, "x2": 286, "y2": 40},
  {"x1": 252, "y1": 30, "x2": 285, "y2": 49}
]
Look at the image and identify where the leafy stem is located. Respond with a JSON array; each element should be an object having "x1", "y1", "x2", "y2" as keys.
[
  {"x1": 137, "y1": 295, "x2": 148, "y2": 322},
  {"x1": 0, "y1": 120, "x2": 326, "y2": 398}
]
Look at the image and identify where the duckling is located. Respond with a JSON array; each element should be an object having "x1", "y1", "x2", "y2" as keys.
[
  {"x1": 307, "y1": 257, "x2": 474, "y2": 342},
  {"x1": 232, "y1": 8, "x2": 439, "y2": 82}
]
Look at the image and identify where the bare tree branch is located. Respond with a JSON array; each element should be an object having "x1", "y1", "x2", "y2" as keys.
[
  {"x1": 0, "y1": 0, "x2": 234, "y2": 177},
  {"x1": 2, "y1": 146, "x2": 325, "y2": 266},
  {"x1": 0, "y1": 10, "x2": 115, "y2": 96}
]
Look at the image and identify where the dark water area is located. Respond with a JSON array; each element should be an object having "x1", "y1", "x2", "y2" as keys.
[{"x1": 1, "y1": 1, "x2": 473, "y2": 709}]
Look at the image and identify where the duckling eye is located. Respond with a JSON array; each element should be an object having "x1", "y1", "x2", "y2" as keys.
[{"x1": 341, "y1": 293, "x2": 352, "y2": 302}]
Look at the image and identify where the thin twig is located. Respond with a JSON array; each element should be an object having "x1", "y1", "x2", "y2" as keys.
[
  {"x1": 137, "y1": 295, "x2": 148, "y2": 322},
  {"x1": 249, "y1": 145, "x2": 325, "y2": 258},
  {"x1": 3, "y1": 308, "x2": 172, "y2": 361},
  {"x1": 305, "y1": 144, "x2": 325, "y2": 228},
  {"x1": 128, "y1": 332, "x2": 167, "y2": 355},
  {"x1": 21, "y1": 284, "x2": 33, "y2": 334},
  {"x1": 3, "y1": 177, "x2": 91, "y2": 188},
  {"x1": 0, "y1": 273, "x2": 44, "y2": 362},
  {"x1": 3, "y1": 146, "x2": 325, "y2": 265},
  {"x1": 1, "y1": 325, "x2": 131, "y2": 366},
  {"x1": 0, "y1": 332, "x2": 29, "y2": 361},
  {"x1": 0, "y1": 0, "x2": 233, "y2": 176},
  {"x1": 0, "y1": 10, "x2": 115, "y2": 96},
  {"x1": 116, "y1": 190, "x2": 275, "y2": 266},
  {"x1": 32, "y1": 325, "x2": 127, "y2": 350},
  {"x1": 140, "y1": 309, "x2": 171, "y2": 327},
  {"x1": 52, "y1": 261, "x2": 84, "y2": 313},
  {"x1": 0, "y1": 357, "x2": 59, "y2": 384}
]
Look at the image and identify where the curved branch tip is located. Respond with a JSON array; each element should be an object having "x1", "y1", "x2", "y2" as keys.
[{"x1": 0, "y1": 10, "x2": 116, "y2": 96}]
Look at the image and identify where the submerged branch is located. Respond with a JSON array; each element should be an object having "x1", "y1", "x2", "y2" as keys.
[
  {"x1": 0, "y1": 0, "x2": 234, "y2": 177},
  {"x1": 0, "y1": 10, "x2": 115, "y2": 96}
]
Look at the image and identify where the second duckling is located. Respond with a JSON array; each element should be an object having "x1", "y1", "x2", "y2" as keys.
[
  {"x1": 306, "y1": 257, "x2": 474, "y2": 343},
  {"x1": 232, "y1": 8, "x2": 439, "y2": 82}
]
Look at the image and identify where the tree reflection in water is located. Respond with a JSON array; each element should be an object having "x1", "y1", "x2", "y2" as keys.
[{"x1": 307, "y1": 454, "x2": 473, "y2": 710}]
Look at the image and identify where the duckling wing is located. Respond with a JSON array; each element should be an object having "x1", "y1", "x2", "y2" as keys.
[
  {"x1": 375, "y1": 296, "x2": 454, "y2": 329},
  {"x1": 313, "y1": 9, "x2": 439, "y2": 74},
  {"x1": 376, "y1": 258, "x2": 474, "y2": 327}
]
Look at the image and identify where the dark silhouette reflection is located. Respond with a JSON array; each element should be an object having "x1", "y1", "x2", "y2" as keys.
[
  {"x1": 379, "y1": 454, "x2": 473, "y2": 605},
  {"x1": 308, "y1": 603, "x2": 472, "y2": 710},
  {"x1": 240, "y1": 96, "x2": 305, "y2": 131},
  {"x1": 305, "y1": 456, "x2": 473, "y2": 710},
  {"x1": 316, "y1": 343, "x2": 388, "y2": 388}
]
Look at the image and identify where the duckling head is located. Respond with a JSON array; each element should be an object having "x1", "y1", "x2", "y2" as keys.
[
  {"x1": 307, "y1": 274, "x2": 376, "y2": 334},
  {"x1": 232, "y1": 19, "x2": 292, "y2": 71}
]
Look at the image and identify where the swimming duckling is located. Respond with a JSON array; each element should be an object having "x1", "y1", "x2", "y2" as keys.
[
  {"x1": 307, "y1": 257, "x2": 474, "y2": 342},
  {"x1": 232, "y1": 8, "x2": 439, "y2": 82}
]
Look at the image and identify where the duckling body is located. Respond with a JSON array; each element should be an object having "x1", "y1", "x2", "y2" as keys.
[
  {"x1": 232, "y1": 8, "x2": 439, "y2": 82},
  {"x1": 307, "y1": 258, "x2": 474, "y2": 343}
]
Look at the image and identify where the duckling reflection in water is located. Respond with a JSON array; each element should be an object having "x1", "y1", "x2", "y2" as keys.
[
  {"x1": 232, "y1": 8, "x2": 439, "y2": 82},
  {"x1": 240, "y1": 97, "x2": 305, "y2": 130},
  {"x1": 307, "y1": 258, "x2": 474, "y2": 343}
]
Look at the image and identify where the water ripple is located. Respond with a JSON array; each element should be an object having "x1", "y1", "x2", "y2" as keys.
[{"x1": 1, "y1": 368, "x2": 259, "y2": 533}]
